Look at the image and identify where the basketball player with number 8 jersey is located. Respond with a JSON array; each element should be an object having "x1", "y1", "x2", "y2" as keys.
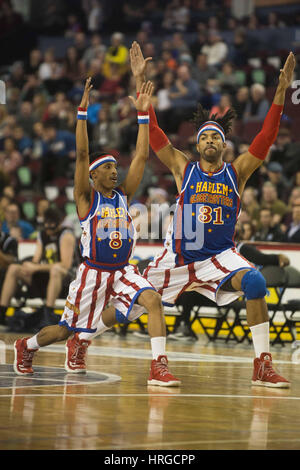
[{"x1": 13, "y1": 77, "x2": 181, "y2": 387}]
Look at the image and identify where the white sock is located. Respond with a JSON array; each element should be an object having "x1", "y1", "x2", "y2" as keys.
[
  {"x1": 250, "y1": 321, "x2": 270, "y2": 358},
  {"x1": 150, "y1": 336, "x2": 166, "y2": 360},
  {"x1": 79, "y1": 317, "x2": 110, "y2": 341},
  {"x1": 26, "y1": 335, "x2": 40, "y2": 350}
]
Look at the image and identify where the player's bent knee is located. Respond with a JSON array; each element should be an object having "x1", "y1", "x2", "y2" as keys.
[
  {"x1": 138, "y1": 289, "x2": 162, "y2": 312},
  {"x1": 241, "y1": 269, "x2": 267, "y2": 300}
]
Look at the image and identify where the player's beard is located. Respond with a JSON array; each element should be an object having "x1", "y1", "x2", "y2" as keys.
[{"x1": 201, "y1": 146, "x2": 222, "y2": 163}]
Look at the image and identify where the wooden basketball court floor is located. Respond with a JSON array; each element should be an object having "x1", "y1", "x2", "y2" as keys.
[{"x1": 0, "y1": 329, "x2": 300, "y2": 452}]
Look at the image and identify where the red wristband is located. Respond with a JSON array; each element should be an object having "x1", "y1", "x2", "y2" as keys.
[{"x1": 78, "y1": 107, "x2": 87, "y2": 112}]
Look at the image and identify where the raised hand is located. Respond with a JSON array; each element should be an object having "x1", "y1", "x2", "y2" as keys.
[
  {"x1": 128, "y1": 81, "x2": 154, "y2": 112},
  {"x1": 279, "y1": 52, "x2": 296, "y2": 89},
  {"x1": 80, "y1": 77, "x2": 93, "y2": 108},
  {"x1": 130, "y1": 41, "x2": 152, "y2": 79}
]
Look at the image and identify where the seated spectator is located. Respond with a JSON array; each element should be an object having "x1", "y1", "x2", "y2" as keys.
[
  {"x1": 243, "y1": 84, "x2": 269, "y2": 122},
  {"x1": 238, "y1": 221, "x2": 256, "y2": 241},
  {"x1": 283, "y1": 197, "x2": 300, "y2": 243},
  {"x1": 39, "y1": 122, "x2": 76, "y2": 186},
  {"x1": 82, "y1": 33, "x2": 106, "y2": 68},
  {"x1": 216, "y1": 62, "x2": 240, "y2": 95},
  {"x1": 228, "y1": 28, "x2": 250, "y2": 67},
  {"x1": 92, "y1": 107, "x2": 120, "y2": 151},
  {"x1": 232, "y1": 86, "x2": 249, "y2": 120},
  {"x1": 0, "y1": 137, "x2": 22, "y2": 176},
  {"x1": 265, "y1": 161, "x2": 291, "y2": 202},
  {"x1": 269, "y1": 127, "x2": 300, "y2": 179},
  {"x1": 168, "y1": 64, "x2": 200, "y2": 132},
  {"x1": 241, "y1": 186, "x2": 260, "y2": 222},
  {"x1": 254, "y1": 208, "x2": 285, "y2": 242},
  {"x1": 16, "y1": 101, "x2": 37, "y2": 138},
  {"x1": 260, "y1": 181, "x2": 289, "y2": 224},
  {"x1": 155, "y1": 70, "x2": 175, "y2": 132},
  {"x1": 210, "y1": 94, "x2": 232, "y2": 118},
  {"x1": 35, "y1": 198, "x2": 51, "y2": 231},
  {"x1": 162, "y1": 1, "x2": 191, "y2": 32},
  {"x1": 0, "y1": 207, "x2": 76, "y2": 328},
  {"x1": 102, "y1": 32, "x2": 129, "y2": 78},
  {"x1": 2, "y1": 202, "x2": 35, "y2": 240},
  {"x1": 201, "y1": 30, "x2": 228, "y2": 67},
  {"x1": 0, "y1": 222, "x2": 18, "y2": 324}
]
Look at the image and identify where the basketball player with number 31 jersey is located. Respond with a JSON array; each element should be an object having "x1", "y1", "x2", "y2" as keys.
[{"x1": 130, "y1": 42, "x2": 296, "y2": 388}]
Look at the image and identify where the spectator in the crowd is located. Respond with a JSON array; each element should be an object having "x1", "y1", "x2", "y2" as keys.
[
  {"x1": 155, "y1": 70, "x2": 175, "y2": 132},
  {"x1": 243, "y1": 84, "x2": 269, "y2": 122},
  {"x1": 92, "y1": 106, "x2": 120, "y2": 151},
  {"x1": 260, "y1": 181, "x2": 289, "y2": 224},
  {"x1": 191, "y1": 53, "x2": 218, "y2": 93},
  {"x1": 254, "y1": 208, "x2": 285, "y2": 242},
  {"x1": 168, "y1": 64, "x2": 200, "y2": 132},
  {"x1": 38, "y1": 48, "x2": 61, "y2": 81},
  {"x1": 269, "y1": 127, "x2": 300, "y2": 179},
  {"x1": 228, "y1": 28, "x2": 250, "y2": 67},
  {"x1": 0, "y1": 136, "x2": 22, "y2": 176},
  {"x1": 2, "y1": 202, "x2": 35, "y2": 239},
  {"x1": 201, "y1": 30, "x2": 228, "y2": 67},
  {"x1": 282, "y1": 197, "x2": 300, "y2": 243},
  {"x1": 210, "y1": 94, "x2": 232, "y2": 118},
  {"x1": 35, "y1": 198, "x2": 51, "y2": 231},
  {"x1": 241, "y1": 186, "x2": 260, "y2": 222},
  {"x1": 0, "y1": 207, "x2": 76, "y2": 328},
  {"x1": 232, "y1": 86, "x2": 249, "y2": 120},
  {"x1": 63, "y1": 46, "x2": 83, "y2": 82},
  {"x1": 82, "y1": 33, "x2": 106, "y2": 68},
  {"x1": 25, "y1": 49, "x2": 43, "y2": 75},
  {"x1": 190, "y1": 31, "x2": 207, "y2": 61},
  {"x1": 103, "y1": 32, "x2": 129, "y2": 78},
  {"x1": 216, "y1": 62, "x2": 240, "y2": 95},
  {"x1": 265, "y1": 161, "x2": 291, "y2": 202},
  {"x1": 239, "y1": 221, "x2": 256, "y2": 241},
  {"x1": 16, "y1": 101, "x2": 37, "y2": 138},
  {"x1": 0, "y1": 221, "x2": 18, "y2": 325},
  {"x1": 39, "y1": 121, "x2": 76, "y2": 186},
  {"x1": 162, "y1": 0, "x2": 191, "y2": 32}
]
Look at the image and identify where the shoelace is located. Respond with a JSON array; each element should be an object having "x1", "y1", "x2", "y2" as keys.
[
  {"x1": 154, "y1": 361, "x2": 169, "y2": 377},
  {"x1": 22, "y1": 349, "x2": 35, "y2": 368},
  {"x1": 258, "y1": 360, "x2": 277, "y2": 380},
  {"x1": 71, "y1": 342, "x2": 88, "y2": 365}
]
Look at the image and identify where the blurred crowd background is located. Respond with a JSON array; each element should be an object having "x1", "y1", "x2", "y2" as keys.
[{"x1": 0, "y1": 0, "x2": 300, "y2": 245}]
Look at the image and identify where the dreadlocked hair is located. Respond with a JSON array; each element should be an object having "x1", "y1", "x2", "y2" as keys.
[{"x1": 192, "y1": 104, "x2": 237, "y2": 137}]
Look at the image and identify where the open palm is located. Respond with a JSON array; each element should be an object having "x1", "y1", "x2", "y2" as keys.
[
  {"x1": 279, "y1": 52, "x2": 296, "y2": 89},
  {"x1": 130, "y1": 41, "x2": 152, "y2": 78},
  {"x1": 129, "y1": 81, "x2": 154, "y2": 112}
]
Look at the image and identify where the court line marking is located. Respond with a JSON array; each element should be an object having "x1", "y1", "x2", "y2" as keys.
[
  {"x1": 2, "y1": 343, "x2": 294, "y2": 364},
  {"x1": 0, "y1": 393, "x2": 299, "y2": 400}
]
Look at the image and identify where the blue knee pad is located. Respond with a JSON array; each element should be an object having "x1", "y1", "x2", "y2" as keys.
[
  {"x1": 241, "y1": 269, "x2": 267, "y2": 300},
  {"x1": 115, "y1": 309, "x2": 131, "y2": 325}
]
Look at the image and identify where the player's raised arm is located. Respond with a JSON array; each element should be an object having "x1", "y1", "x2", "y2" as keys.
[
  {"x1": 119, "y1": 81, "x2": 154, "y2": 203},
  {"x1": 130, "y1": 41, "x2": 188, "y2": 192},
  {"x1": 233, "y1": 52, "x2": 296, "y2": 195},
  {"x1": 74, "y1": 77, "x2": 93, "y2": 219}
]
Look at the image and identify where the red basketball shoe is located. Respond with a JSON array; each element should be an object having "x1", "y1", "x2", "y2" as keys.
[
  {"x1": 148, "y1": 355, "x2": 181, "y2": 387},
  {"x1": 65, "y1": 333, "x2": 91, "y2": 373},
  {"x1": 13, "y1": 338, "x2": 37, "y2": 375},
  {"x1": 252, "y1": 352, "x2": 290, "y2": 388}
]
